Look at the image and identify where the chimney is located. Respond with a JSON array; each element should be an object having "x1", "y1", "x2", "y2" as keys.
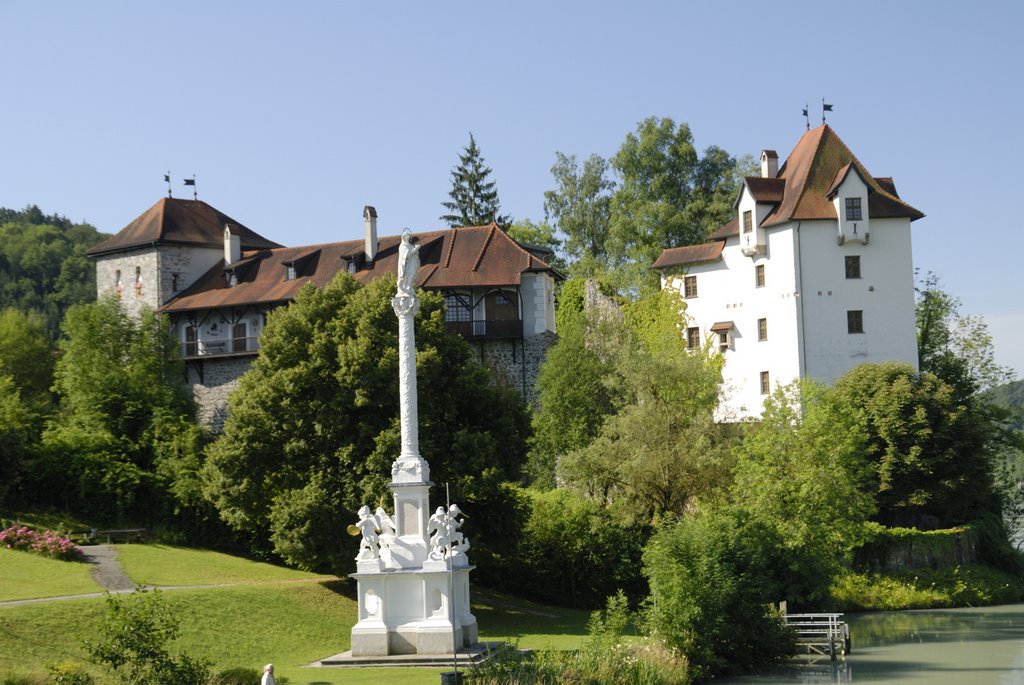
[
  {"x1": 760, "y1": 149, "x2": 779, "y2": 178},
  {"x1": 224, "y1": 224, "x2": 241, "y2": 265},
  {"x1": 363, "y1": 205, "x2": 378, "y2": 263}
]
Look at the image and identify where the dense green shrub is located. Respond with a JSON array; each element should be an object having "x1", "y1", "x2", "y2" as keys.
[
  {"x1": 468, "y1": 592, "x2": 689, "y2": 685},
  {"x1": 508, "y1": 488, "x2": 649, "y2": 608},
  {"x1": 84, "y1": 589, "x2": 210, "y2": 685},
  {"x1": 642, "y1": 510, "x2": 795, "y2": 680}
]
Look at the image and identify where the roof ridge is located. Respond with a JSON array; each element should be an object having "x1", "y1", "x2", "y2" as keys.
[{"x1": 472, "y1": 224, "x2": 497, "y2": 272}]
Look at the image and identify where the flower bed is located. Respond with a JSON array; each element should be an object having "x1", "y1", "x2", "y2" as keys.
[{"x1": 0, "y1": 524, "x2": 84, "y2": 561}]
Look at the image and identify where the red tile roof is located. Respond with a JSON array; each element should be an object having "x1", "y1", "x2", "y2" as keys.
[
  {"x1": 651, "y1": 241, "x2": 725, "y2": 270},
  {"x1": 655, "y1": 125, "x2": 924, "y2": 269},
  {"x1": 742, "y1": 177, "x2": 786, "y2": 204},
  {"x1": 762, "y1": 125, "x2": 924, "y2": 226},
  {"x1": 161, "y1": 223, "x2": 559, "y2": 313},
  {"x1": 87, "y1": 198, "x2": 282, "y2": 256}
]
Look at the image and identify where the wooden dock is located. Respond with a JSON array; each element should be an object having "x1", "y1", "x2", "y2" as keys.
[{"x1": 783, "y1": 612, "x2": 850, "y2": 660}]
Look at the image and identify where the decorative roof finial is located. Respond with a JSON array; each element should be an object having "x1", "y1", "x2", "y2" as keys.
[
  {"x1": 802, "y1": 105, "x2": 810, "y2": 131},
  {"x1": 822, "y1": 98, "x2": 834, "y2": 125},
  {"x1": 183, "y1": 175, "x2": 197, "y2": 200},
  {"x1": 164, "y1": 171, "x2": 173, "y2": 198}
]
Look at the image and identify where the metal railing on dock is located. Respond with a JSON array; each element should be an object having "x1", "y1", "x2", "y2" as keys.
[{"x1": 784, "y1": 612, "x2": 850, "y2": 660}]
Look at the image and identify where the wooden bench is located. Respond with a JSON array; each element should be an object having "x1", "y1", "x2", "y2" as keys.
[{"x1": 92, "y1": 528, "x2": 146, "y2": 544}]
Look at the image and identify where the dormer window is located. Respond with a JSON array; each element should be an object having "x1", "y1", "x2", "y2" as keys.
[
  {"x1": 742, "y1": 210, "x2": 753, "y2": 233},
  {"x1": 228, "y1": 272, "x2": 238, "y2": 287},
  {"x1": 285, "y1": 264, "x2": 297, "y2": 281},
  {"x1": 710, "y1": 321, "x2": 733, "y2": 351},
  {"x1": 845, "y1": 197, "x2": 863, "y2": 221}
]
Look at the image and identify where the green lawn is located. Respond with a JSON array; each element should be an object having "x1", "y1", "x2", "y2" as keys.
[
  {"x1": 113, "y1": 543, "x2": 327, "y2": 586},
  {"x1": 0, "y1": 544, "x2": 592, "y2": 684},
  {"x1": 0, "y1": 548, "x2": 102, "y2": 601}
]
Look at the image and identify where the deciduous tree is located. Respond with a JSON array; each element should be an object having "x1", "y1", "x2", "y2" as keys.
[
  {"x1": 202, "y1": 274, "x2": 529, "y2": 573},
  {"x1": 608, "y1": 117, "x2": 748, "y2": 295},
  {"x1": 543, "y1": 152, "x2": 614, "y2": 278}
]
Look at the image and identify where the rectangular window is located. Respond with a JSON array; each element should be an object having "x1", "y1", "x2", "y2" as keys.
[
  {"x1": 758, "y1": 318, "x2": 768, "y2": 341},
  {"x1": 845, "y1": 255, "x2": 861, "y2": 279},
  {"x1": 743, "y1": 210, "x2": 753, "y2": 233},
  {"x1": 171, "y1": 273, "x2": 180, "y2": 292},
  {"x1": 755, "y1": 264, "x2": 765, "y2": 288},
  {"x1": 847, "y1": 309, "x2": 864, "y2": 334},
  {"x1": 285, "y1": 264, "x2": 296, "y2": 281},
  {"x1": 684, "y1": 275, "x2": 698, "y2": 298},
  {"x1": 686, "y1": 326, "x2": 700, "y2": 350},
  {"x1": 444, "y1": 293, "x2": 472, "y2": 322},
  {"x1": 718, "y1": 331, "x2": 729, "y2": 350},
  {"x1": 845, "y1": 197, "x2": 863, "y2": 221},
  {"x1": 760, "y1": 371, "x2": 770, "y2": 395}
]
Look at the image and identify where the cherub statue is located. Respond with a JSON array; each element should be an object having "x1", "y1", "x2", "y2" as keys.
[
  {"x1": 375, "y1": 507, "x2": 396, "y2": 550},
  {"x1": 448, "y1": 503, "x2": 470, "y2": 554},
  {"x1": 396, "y1": 230, "x2": 420, "y2": 297},
  {"x1": 427, "y1": 506, "x2": 450, "y2": 560},
  {"x1": 354, "y1": 505, "x2": 380, "y2": 560}
]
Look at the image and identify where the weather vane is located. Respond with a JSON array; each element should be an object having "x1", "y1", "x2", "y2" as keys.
[
  {"x1": 822, "y1": 98, "x2": 834, "y2": 125},
  {"x1": 164, "y1": 171, "x2": 172, "y2": 198},
  {"x1": 802, "y1": 105, "x2": 810, "y2": 131},
  {"x1": 184, "y1": 175, "x2": 197, "y2": 200}
]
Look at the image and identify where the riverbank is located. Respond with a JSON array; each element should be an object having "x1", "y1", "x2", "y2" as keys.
[{"x1": 830, "y1": 564, "x2": 1024, "y2": 611}]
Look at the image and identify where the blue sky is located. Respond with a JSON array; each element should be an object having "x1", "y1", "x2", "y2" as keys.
[{"x1": 2, "y1": 1, "x2": 1022, "y2": 377}]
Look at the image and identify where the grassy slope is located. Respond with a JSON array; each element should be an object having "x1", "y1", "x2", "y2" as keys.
[
  {"x1": 0, "y1": 548, "x2": 101, "y2": 601},
  {"x1": 113, "y1": 544, "x2": 325, "y2": 586},
  {"x1": 1, "y1": 544, "x2": 593, "y2": 684}
]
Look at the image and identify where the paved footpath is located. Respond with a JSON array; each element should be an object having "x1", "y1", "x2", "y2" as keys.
[{"x1": 0, "y1": 544, "x2": 234, "y2": 607}]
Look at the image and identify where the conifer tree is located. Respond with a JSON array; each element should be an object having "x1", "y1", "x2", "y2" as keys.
[{"x1": 440, "y1": 133, "x2": 511, "y2": 227}]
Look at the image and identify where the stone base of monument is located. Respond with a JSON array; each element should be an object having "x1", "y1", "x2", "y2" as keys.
[
  {"x1": 349, "y1": 566, "x2": 477, "y2": 657},
  {"x1": 313, "y1": 640, "x2": 503, "y2": 668}
]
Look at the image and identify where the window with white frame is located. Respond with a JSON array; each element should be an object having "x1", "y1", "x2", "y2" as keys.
[{"x1": 845, "y1": 197, "x2": 863, "y2": 221}]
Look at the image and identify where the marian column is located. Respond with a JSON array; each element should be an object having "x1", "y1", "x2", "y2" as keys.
[
  {"x1": 384, "y1": 231, "x2": 431, "y2": 568},
  {"x1": 346, "y1": 229, "x2": 477, "y2": 658}
]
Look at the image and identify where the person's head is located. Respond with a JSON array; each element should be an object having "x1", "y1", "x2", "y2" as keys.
[{"x1": 264, "y1": 664, "x2": 274, "y2": 674}]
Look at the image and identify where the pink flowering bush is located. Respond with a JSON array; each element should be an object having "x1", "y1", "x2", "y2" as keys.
[{"x1": 0, "y1": 524, "x2": 84, "y2": 561}]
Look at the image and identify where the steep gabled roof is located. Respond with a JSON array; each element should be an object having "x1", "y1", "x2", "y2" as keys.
[
  {"x1": 762, "y1": 125, "x2": 923, "y2": 226},
  {"x1": 161, "y1": 223, "x2": 559, "y2": 313},
  {"x1": 87, "y1": 198, "x2": 282, "y2": 256},
  {"x1": 737, "y1": 177, "x2": 786, "y2": 206},
  {"x1": 654, "y1": 125, "x2": 926, "y2": 269}
]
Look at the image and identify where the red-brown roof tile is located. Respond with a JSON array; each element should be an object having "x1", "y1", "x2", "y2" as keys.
[
  {"x1": 87, "y1": 198, "x2": 281, "y2": 256},
  {"x1": 161, "y1": 224, "x2": 558, "y2": 313},
  {"x1": 742, "y1": 177, "x2": 786, "y2": 204},
  {"x1": 651, "y1": 241, "x2": 725, "y2": 270},
  {"x1": 762, "y1": 125, "x2": 923, "y2": 226}
]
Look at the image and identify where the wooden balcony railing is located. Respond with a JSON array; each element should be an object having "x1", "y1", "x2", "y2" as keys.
[{"x1": 445, "y1": 319, "x2": 523, "y2": 340}]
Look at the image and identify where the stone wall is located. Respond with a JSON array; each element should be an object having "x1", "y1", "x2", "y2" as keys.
[
  {"x1": 94, "y1": 248, "x2": 160, "y2": 319},
  {"x1": 186, "y1": 356, "x2": 254, "y2": 433},
  {"x1": 472, "y1": 331, "x2": 556, "y2": 407},
  {"x1": 854, "y1": 526, "x2": 977, "y2": 572}
]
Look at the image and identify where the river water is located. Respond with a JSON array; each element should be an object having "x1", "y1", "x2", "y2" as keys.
[{"x1": 717, "y1": 604, "x2": 1024, "y2": 684}]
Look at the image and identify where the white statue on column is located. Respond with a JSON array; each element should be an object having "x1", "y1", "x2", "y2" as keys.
[{"x1": 396, "y1": 230, "x2": 420, "y2": 297}]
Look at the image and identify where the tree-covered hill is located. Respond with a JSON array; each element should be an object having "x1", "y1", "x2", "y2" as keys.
[
  {"x1": 0, "y1": 205, "x2": 110, "y2": 339},
  {"x1": 988, "y1": 379, "x2": 1024, "y2": 431}
]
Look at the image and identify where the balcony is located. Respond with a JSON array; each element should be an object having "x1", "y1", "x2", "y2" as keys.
[
  {"x1": 445, "y1": 318, "x2": 523, "y2": 340},
  {"x1": 181, "y1": 336, "x2": 260, "y2": 360}
]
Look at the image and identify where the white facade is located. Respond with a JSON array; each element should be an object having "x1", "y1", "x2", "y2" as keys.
[{"x1": 657, "y1": 126, "x2": 922, "y2": 421}]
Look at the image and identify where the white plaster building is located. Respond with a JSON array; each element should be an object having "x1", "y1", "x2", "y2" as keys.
[
  {"x1": 653, "y1": 125, "x2": 924, "y2": 420},
  {"x1": 88, "y1": 200, "x2": 560, "y2": 429}
]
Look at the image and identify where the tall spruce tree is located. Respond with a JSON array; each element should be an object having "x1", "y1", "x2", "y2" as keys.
[{"x1": 440, "y1": 133, "x2": 511, "y2": 227}]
